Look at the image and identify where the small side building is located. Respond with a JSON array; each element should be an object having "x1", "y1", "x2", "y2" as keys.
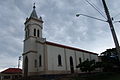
[{"x1": 0, "y1": 68, "x2": 22, "y2": 80}]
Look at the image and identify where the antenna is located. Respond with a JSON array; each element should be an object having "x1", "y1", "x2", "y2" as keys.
[{"x1": 18, "y1": 56, "x2": 21, "y2": 68}]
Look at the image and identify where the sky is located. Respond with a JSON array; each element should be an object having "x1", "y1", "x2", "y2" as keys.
[{"x1": 0, "y1": 0, "x2": 120, "y2": 71}]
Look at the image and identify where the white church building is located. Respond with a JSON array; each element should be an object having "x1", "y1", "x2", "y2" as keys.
[{"x1": 22, "y1": 5, "x2": 98, "y2": 76}]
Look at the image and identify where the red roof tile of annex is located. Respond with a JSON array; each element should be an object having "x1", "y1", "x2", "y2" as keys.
[
  {"x1": 1, "y1": 68, "x2": 22, "y2": 74},
  {"x1": 46, "y1": 41, "x2": 98, "y2": 55}
]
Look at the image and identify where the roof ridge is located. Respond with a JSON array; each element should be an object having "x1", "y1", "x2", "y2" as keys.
[{"x1": 46, "y1": 41, "x2": 98, "y2": 55}]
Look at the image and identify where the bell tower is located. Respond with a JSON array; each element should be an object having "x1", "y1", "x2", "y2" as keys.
[
  {"x1": 24, "y1": 4, "x2": 43, "y2": 39},
  {"x1": 23, "y1": 4, "x2": 44, "y2": 76}
]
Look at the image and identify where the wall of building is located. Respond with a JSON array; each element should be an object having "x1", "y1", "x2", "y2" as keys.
[
  {"x1": 23, "y1": 41, "x2": 98, "y2": 75},
  {"x1": 65, "y1": 48, "x2": 76, "y2": 72},
  {"x1": 24, "y1": 37, "x2": 37, "y2": 53},
  {"x1": 37, "y1": 43, "x2": 45, "y2": 71},
  {"x1": 46, "y1": 43, "x2": 98, "y2": 74},
  {"x1": 23, "y1": 52, "x2": 37, "y2": 75},
  {"x1": 75, "y1": 51, "x2": 84, "y2": 72},
  {"x1": 47, "y1": 45, "x2": 66, "y2": 71}
]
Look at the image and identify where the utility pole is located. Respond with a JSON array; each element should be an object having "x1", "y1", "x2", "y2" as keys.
[
  {"x1": 18, "y1": 56, "x2": 21, "y2": 68},
  {"x1": 102, "y1": 0, "x2": 120, "y2": 61}
]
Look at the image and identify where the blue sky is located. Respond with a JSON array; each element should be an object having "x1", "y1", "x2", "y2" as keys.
[{"x1": 0, "y1": 0, "x2": 120, "y2": 71}]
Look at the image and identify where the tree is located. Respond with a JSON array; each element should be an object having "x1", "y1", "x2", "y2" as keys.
[
  {"x1": 76, "y1": 59, "x2": 96, "y2": 72},
  {"x1": 100, "y1": 48, "x2": 120, "y2": 72}
]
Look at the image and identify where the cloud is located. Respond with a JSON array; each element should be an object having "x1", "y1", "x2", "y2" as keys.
[
  {"x1": 0, "y1": 0, "x2": 120, "y2": 71},
  {"x1": 0, "y1": 0, "x2": 25, "y2": 71}
]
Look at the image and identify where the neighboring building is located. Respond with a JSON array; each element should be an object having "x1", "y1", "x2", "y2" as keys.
[
  {"x1": 22, "y1": 5, "x2": 98, "y2": 77},
  {"x1": 0, "y1": 68, "x2": 22, "y2": 80}
]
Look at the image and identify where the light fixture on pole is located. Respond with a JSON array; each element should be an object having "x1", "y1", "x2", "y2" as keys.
[{"x1": 76, "y1": 0, "x2": 120, "y2": 61}]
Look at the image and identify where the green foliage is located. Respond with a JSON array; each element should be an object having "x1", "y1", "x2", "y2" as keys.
[
  {"x1": 100, "y1": 48, "x2": 120, "y2": 72},
  {"x1": 76, "y1": 48, "x2": 120, "y2": 73},
  {"x1": 76, "y1": 59, "x2": 96, "y2": 72}
]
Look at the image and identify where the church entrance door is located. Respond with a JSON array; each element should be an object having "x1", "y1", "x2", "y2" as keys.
[
  {"x1": 70, "y1": 56, "x2": 74, "y2": 73},
  {"x1": 24, "y1": 56, "x2": 28, "y2": 77}
]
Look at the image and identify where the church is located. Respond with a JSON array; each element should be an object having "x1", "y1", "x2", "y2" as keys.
[{"x1": 22, "y1": 5, "x2": 98, "y2": 76}]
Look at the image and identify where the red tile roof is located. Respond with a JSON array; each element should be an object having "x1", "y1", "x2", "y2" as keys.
[
  {"x1": 1, "y1": 68, "x2": 22, "y2": 74},
  {"x1": 46, "y1": 41, "x2": 98, "y2": 55}
]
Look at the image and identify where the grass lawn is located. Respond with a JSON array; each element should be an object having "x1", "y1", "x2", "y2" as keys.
[
  {"x1": 98, "y1": 73, "x2": 120, "y2": 80},
  {"x1": 73, "y1": 72, "x2": 120, "y2": 80}
]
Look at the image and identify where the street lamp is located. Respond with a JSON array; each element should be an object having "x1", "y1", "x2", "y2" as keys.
[
  {"x1": 76, "y1": 0, "x2": 120, "y2": 61},
  {"x1": 76, "y1": 14, "x2": 107, "y2": 22},
  {"x1": 102, "y1": 0, "x2": 120, "y2": 61}
]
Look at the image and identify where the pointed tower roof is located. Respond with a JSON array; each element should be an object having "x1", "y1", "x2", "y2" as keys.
[
  {"x1": 30, "y1": 3, "x2": 38, "y2": 18},
  {"x1": 25, "y1": 3, "x2": 43, "y2": 24}
]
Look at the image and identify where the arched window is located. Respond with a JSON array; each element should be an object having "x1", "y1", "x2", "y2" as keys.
[
  {"x1": 39, "y1": 55, "x2": 41, "y2": 67},
  {"x1": 34, "y1": 29, "x2": 36, "y2": 36},
  {"x1": 58, "y1": 55, "x2": 62, "y2": 66},
  {"x1": 70, "y1": 56, "x2": 73, "y2": 66},
  {"x1": 25, "y1": 28, "x2": 30, "y2": 38},
  {"x1": 79, "y1": 57, "x2": 82, "y2": 64},
  {"x1": 34, "y1": 59, "x2": 37, "y2": 68},
  {"x1": 25, "y1": 30, "x2": 27, "y2": 38},
  {"x1": 27, "y1": 28, "x2": 29, "y2": 37},
  {"x1": 24, "y1": 56, "x2": 28, "y2": 76},
  {"x1": 37, "y1": 29, "x2": 39, "y2": 37}
]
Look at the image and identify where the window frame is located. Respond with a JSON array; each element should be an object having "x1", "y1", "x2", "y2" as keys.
[
  {"x1": 34, "y1": 59, "x2": 37, "y2": 68},
  {"x1": 37, "y1": 29, "x2": 39, "y2": 37},
  {"x1": 58, "y1": 55, "x2": 62, "y2": 66},
  {"x1": 39, "y1": 55, "x2": 42, "y2": 67},
  {"x1": 34, "y1": 28, "x2": 36, "y2": 36}
]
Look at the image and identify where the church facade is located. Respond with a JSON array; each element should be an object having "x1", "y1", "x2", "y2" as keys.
[{"x1": 22, "y1": 5, "x2": 98, "y2": 76}]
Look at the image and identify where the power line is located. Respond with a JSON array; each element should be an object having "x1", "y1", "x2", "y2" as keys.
[
  {"x1": 89, "y1": 0, "x2": 106, "y2": 19},
  {"x1": 86, "y1": 0, "x2": 106, "y2": 19},
  {"x1": 85, "y1": 0, "x2": 107, "y2": 20}
]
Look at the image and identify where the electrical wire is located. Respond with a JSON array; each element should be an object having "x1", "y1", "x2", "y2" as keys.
[
  {"x1": 86, "y1": 0, "x2": 106, "y2": 19},
  {"x1": 85, "y1": 0, "x2": 107, "y2": 20},
  {"x1": 90, "y1": 0, "x2": 106, "y2": 18}
]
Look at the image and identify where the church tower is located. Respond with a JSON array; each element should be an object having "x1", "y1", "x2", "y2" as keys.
[
  {"x1": 23, "y1": 4, "x2": 45, "y2": 76},
  {"x1": 24, "y1": 4, "x2": 43, "y2": 39}
]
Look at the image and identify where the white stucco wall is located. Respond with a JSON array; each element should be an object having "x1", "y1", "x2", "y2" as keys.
[
  {"x1": 90, "y1": 54, "x2": 98, "y2": 61},
  {"x1": 23, "y1": 41, "x2": 98, "y2": 75},
  {"x1": 23, "y1": 52, "x2": 37, "y2": 73},
  {"x1": 23, "y1": 17, "x2": 44, "y2": 75},
  {"x1": 76, "y1": 51, "x2": 84, "y2": 63},
  {"x1": 65, "y1": 49, "x2": 76, "y2": 71},
  {"x1": 83, "y1": 52, "x2": 90, "y2": 60},
  {"x1": 47, "y1": 44, "x2": 66, "y2": 71},
  {"x1": 25, "y1": 19, "x2": 43, "y2": 38},
  {"x1": 37, "y1": 43, "x2": 44, "y2": 71},
  {"x1": 75, "y1": 51, "x2": 84, "y2": 71},
  {"x1": 24, "y1": 37, "x2": 37, "y2": 53},
  {"x1": 46, "y1": 43, "x2": 98, "y2": 73}
]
